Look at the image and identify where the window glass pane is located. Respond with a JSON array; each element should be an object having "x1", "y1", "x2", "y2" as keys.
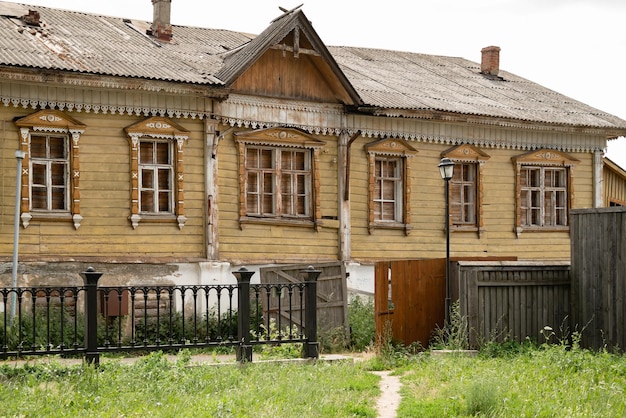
[
  {"x1": 142, "y1": 169, "x2": 154, "y2": 188},
  {"x1": 31, "y1": 136, "x2": 46, "y2": 158},
  {"x1": 32, "y1": 163, "x2": 46, "y2": 186},
  {"x1": 156, "y1": 142, "x2": 170, "y2": 165},
  {"x1": 158, "y1": 168, "x2": 170, "y2": 190},
  {"x1": 49, "y1": 136, "x2": 66, "y2": 159},
  {"x1": 158, "y1": 191, "x2": 170, "y2": 212},
  {"x1": 246, "y1": 148, "x2": 259, "y2": 169},
  {"x1": 260, "y1": 149, "x2": 273, "y2": 169},
  {"x1": 51, "y1": 162, "x2": 66, "y2": 186},
  {"x1": 139, "y1": 142, "x2": 154, "y2": 164},
  {"x1": 141, "y1": 190, "x2": 154, "y2": 212},
  {"x1": 32, "y1": 187, "x2": 46, "y2": 209},
  {"x1": 51, "y1": 187, "x2": 66, "y2": 210}
]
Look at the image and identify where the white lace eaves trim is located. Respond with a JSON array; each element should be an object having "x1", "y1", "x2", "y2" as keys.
[{"x1": 1, "y1": 96, "x2": 208, "y2": 120}]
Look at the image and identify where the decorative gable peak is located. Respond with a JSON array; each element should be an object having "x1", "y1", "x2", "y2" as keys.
[
  {"x1": 15, "y1": 109, "x2": 86, "y2": 132},
  {"x1": 234, "y1": 127, "x2": 325, "y2": 148},
  {"x1": 124, "y1": 116, "x2": 190, "y2": 140},
  {"x1": 512, "y1": 148, "x2": 580, "y2": 167},
  {"x1": 365, "y1": 138, "x2": 418, "y2": 157},
  {"x1": 442, "y1": 144, "x2": 490, "y2": 163}
]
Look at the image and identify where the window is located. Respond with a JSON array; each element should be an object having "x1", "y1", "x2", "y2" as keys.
[
  {"x1": 245, "y1": 147, "x2": 311, "y2": 217},
  {"x1": 125, "y1": 117, "x2": 189, "y2": 229},
  {"x1": 15, "y1": 110, "x2": 86, "y2": 229},
  {"x1": 513, "y1": 149, "x2": 579, "y2": 236},
  {"x1": 31, "y1": 134, "x2": 69, "y2": 211},
  {"x1": 234, "y1": 128, "x2": 324, "y2": 228},
  {"x1": 441, "y1": 144, "x2": 490, "y2": 234},
  {"x1": 139, "y1": 141, "x2": 174, "y2": 213},
  {"x1": 373, "y1": 157, "x2": 403, "y2": 222},
  {"x1": 365, "y1": 138, "x2": 417, "y2": 234},
  {"x1": 451, "y1": 163, "x2": 477, "y2": 225}
]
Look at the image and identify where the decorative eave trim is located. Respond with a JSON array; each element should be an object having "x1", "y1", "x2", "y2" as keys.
[{"x1": 360, "y1": 107, "x2": 626, "y2": 137}]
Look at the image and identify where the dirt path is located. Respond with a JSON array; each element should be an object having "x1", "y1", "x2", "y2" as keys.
[{"x1": 373, "y1": 370, "x2": 402, "y2": 418}]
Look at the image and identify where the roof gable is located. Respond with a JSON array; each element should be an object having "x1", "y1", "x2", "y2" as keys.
[{"x1": 217, "y1": 8, "x2": 362, "y2": 105}]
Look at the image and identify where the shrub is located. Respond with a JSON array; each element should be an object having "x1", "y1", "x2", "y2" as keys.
[{"x1": 347, "y1": 296, "x2": 375, "y2": 351}]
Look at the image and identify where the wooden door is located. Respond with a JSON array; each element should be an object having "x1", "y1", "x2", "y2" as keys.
[
  {"x1": 375, "y1": 259, "x2": 446, "y2": 347},
  {"x1": 260, "y1": 262, "x2": 348, "y2": 334}
]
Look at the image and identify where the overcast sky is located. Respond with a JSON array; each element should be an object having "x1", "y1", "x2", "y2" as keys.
[{"x1": 5, "y1": 0, "x2": 626, "y2": 167}]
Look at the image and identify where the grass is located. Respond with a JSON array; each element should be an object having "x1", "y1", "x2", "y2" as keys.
[{"x1": 0, "y1": 351, "x2": 379, "y2": 417}]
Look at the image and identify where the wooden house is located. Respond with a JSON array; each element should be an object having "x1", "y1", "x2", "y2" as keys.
[
  {"x1": 0, "y1": 1, "x2": 625, "y2": 291},
  {"x1": 603, "y1": 158, "x2": 626, "y2": 207}
]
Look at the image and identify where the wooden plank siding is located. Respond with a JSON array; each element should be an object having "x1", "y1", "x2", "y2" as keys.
[
  {"x1": 0, "y1": 108, "x2": 207, "y2": 261},
  {"x1": 350, "y1": 139, "x2": 594, "y2": 262},
  {"x1": 570, "y1": 207, "x2": 626, "y2": 350},
  {"x1": 454, "y1": 261, "x2": 571, "y2": 348}
]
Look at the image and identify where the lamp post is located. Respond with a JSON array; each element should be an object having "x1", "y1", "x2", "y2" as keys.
[{"x1": 438, "y1": 157, "x2": 454, "y2": 326}]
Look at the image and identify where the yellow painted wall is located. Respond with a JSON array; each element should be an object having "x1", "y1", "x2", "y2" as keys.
[
  {"x1": 0, "y1": 108, "x2": 207, "y2": 261},
  {"x1": 349, "y1": 138, "x2": 594, "y2": 262}
]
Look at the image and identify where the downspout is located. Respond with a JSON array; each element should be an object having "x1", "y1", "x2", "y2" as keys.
[
  {"x1": 338, "y1": 130, "x2": 360, "y2": 262},
  {"x1": 204, "y1": 116, "x2": 221, "y2": 260},
  {"x1": 593, "y1": 149, "x2": 603, "y2": 208}
]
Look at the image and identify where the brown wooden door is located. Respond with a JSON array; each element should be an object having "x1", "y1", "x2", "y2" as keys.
[{"x1": 375, "y1": 259, "x2": 445, "y2": 347}]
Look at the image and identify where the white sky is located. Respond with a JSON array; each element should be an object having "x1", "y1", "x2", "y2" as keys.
[{"x1": 5, "y1": 0, "x2": 626, "y2": 167}]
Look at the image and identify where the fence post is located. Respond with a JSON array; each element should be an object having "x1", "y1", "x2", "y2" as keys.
[
  {"x1": 81, "y1": 267, "x2": 103, "y2": 366},
  {"x1": 233, "y1": 267, "x2": 254, "y2": 363},
  {"x1": 302, "y1": 266, "x2": 321, "y2": 359}
]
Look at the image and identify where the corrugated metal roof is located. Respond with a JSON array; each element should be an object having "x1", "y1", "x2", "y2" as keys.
[{"x1": 0, "y1": 1, "x2": 624, "y2": 130}]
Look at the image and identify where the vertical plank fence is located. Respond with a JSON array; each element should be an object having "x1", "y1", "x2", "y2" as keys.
[
  {"x1": 454, "y1": 261, "x2": 571, "y2": 348},
  {"x1": 570, "y1": 207, "x2": 626, "y2": 350}
]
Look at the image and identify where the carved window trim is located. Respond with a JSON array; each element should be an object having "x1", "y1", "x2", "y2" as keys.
[
  {"x1": 14, "y1": 110, "x2": 86, "y2": 230},
  {"x1": 124, "y1": 117, "x2": 189, "y2": 230},
  {"x1": 234, "y1": 127, "x2": 325, "y2": 230},
  {"x1": 365, "y1": 138, "x2": 417, "y2": 235},
  {"x1": 512, "y1": 149, "x2": 579, "y2": 237},
  {"x1": 441, "y1": 144, "x2": 491, "y2": 237}
]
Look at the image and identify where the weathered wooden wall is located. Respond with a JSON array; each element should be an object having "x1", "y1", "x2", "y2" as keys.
[
  {"x1": 453, "y1": 261, "x2": 571, "y2": 348},
  {"x1": 570, "y1": 207, "x2": 626, "y2": 350}
]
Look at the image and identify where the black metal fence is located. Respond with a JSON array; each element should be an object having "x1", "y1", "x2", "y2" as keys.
[{"x1": 0, "y1": 266, "x2": 320, "y2": 364}]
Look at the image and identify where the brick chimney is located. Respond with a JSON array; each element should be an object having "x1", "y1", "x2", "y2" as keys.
[
  {"x1": 481, "y1": 46, "x2": 501, "y2": 76},
  {"x1": 150, "y1": 0, "x2": 172, "y2": 41}
]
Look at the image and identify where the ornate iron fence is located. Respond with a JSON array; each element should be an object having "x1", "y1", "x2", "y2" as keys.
[{"x1": 0, "y1": 267, "x2": 320, "y2": 364}]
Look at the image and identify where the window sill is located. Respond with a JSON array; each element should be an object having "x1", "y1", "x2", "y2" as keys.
[
  {"x1": 515, "y1": 225, "x2": 570, "y2": 238},
  {"x1": 131, "y1": 214, "x2": 187, "y2": 230},
  {"x1": 369, "y1": 222, "x2": 412, "y2": 235},
  {"x1": 23, "y1": 211, "x2": 82, "y2": 230},
  {"x1": 239, "y1": 216, "x2": 317, "y2": 229}
]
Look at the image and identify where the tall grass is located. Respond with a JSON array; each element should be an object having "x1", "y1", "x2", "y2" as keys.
[{"x1": 0, "y1": 351, "x2": 379, "y2": 417}]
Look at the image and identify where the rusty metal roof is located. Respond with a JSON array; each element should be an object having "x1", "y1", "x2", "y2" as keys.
[{"x1": 0, "y1": 1, "x2": 625, "y2": 131}]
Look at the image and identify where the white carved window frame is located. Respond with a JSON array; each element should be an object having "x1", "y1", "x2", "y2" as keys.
[
  {"x1": 125, "y1": 117, "x2": 189, "y2": 230},
  {"x1": 15, "y1": 110, "x2": 86, "y2": 230}
]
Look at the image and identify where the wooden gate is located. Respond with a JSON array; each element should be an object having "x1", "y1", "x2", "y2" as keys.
[
  {"x1": 374, "y1": 259, "x2": 446, "y2": 347},
  {"x1": 260, "y1": 262, "x2": 348, "y2": 334}
]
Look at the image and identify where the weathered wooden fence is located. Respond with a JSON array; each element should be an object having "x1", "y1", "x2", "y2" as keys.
[
  {"x1": 570, "y1": 207, "x2": 626, "y2": 350},
  {"x1": 453, "y1": 261, "x2": 571, "y2": 349}
]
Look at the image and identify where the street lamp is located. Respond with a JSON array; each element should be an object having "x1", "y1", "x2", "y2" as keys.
[{"x1": 438, "y1": 157, "x2": 454, "y2": 326}]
